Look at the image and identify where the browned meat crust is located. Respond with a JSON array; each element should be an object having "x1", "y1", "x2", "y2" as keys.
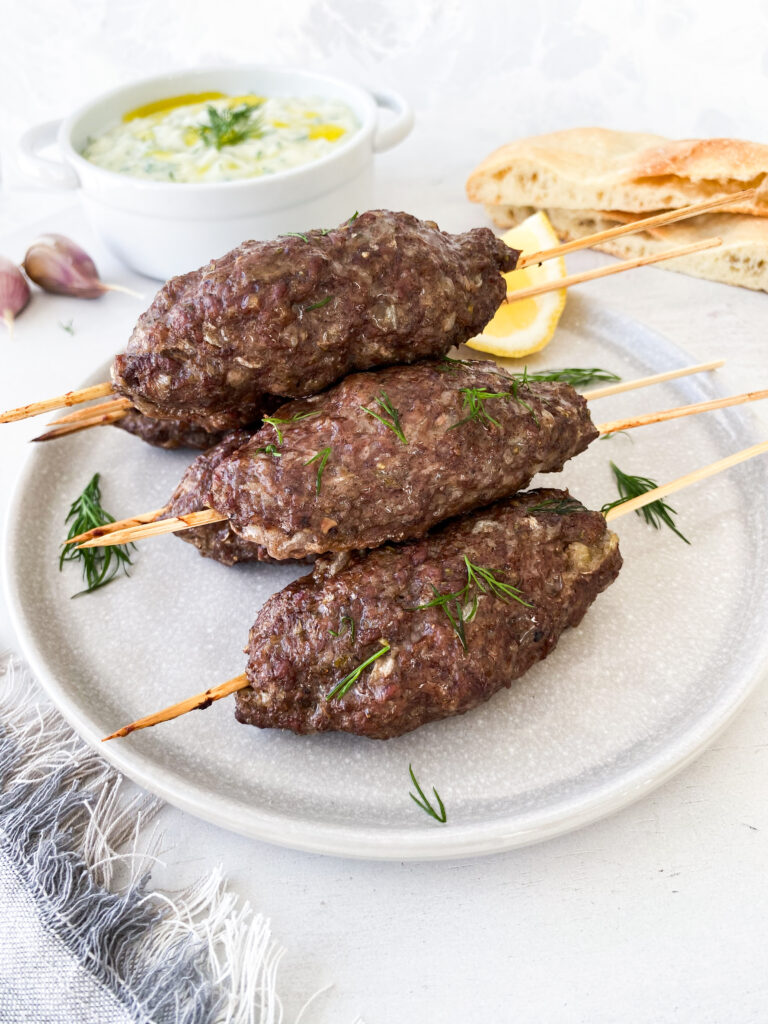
[
  {"x1": 114, "y1": 408, "x2": 226, "y2": 450},
  {"x1": 111, "y1": 211, "x2": 520, "y2": 431},
  {"x1": 165, "y1": 431, "x2": 274, "y2": 565},
  {"x1": 235, "y1": 489, "x2": 622, "y2": 739},
  {"x1": 210, "y1": 359, "x2": 597, "y2": 560}
]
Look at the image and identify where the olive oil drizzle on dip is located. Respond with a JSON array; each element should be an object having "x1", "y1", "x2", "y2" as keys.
[{"x1": 82, "y1": 93, "x2": 359, "y2": 184}]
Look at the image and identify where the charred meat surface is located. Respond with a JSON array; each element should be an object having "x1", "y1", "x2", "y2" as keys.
[
  {"x1": 210, "y1": 359, "x2": 597, "y2": 560},
  {"x1": 115, "y1": 408, "x2": 226, "y2": 450},
  {"x1": 111, "y1": 210, "x2": 520, "y2": 431},
  {"x1": 236, "y1": 489, "x2": 622, "y2": 739},
  {"x1": 165, "y1": 431, "x2": 273, "y2": 565}
]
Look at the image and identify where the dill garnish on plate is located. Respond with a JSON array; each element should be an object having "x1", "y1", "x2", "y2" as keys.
[
  {"x1": 60, "y1": 474, "x2": 134, "y2": 596},
  {"x1": 408, "y1": 764, "x2": 447, "y2": 824},
  {"x1": 601, "y1": 462, "x2": 690, "y2": 543}
]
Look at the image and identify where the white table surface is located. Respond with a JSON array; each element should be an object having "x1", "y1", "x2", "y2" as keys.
[{"x1": 3, "y1": 4, "x2": 768, "y2": 1021}]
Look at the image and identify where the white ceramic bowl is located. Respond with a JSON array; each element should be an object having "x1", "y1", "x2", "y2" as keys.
[{"x1": 18, "y1": 66, "x2": 413, "y2": 280}]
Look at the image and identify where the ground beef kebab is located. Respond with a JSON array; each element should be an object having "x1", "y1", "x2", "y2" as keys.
[
  {"x1": 108, "y1": 488, "x2": 621, "y2": 741},
  {"x1": 110, "y1": 210, "x2": 520, "y2": 431},
  {"x1": 101, "y1": 358, "x2": 597, "y2": 564}
]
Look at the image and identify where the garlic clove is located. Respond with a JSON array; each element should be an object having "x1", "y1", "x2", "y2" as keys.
[
  {"x1": 0, "y1": 256, "x2": 31, "y2": 336},
  {"x1": 23, "y1": 234, "x2": 108, "y2": 299}
]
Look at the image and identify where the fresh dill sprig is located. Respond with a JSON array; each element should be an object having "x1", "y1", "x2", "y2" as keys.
[
  {"x1": 329, "y1": 615, "x2": 355, "y2": 640},
  {"x1": 347, "y1": 211, "x2": 359, "y2": 223},
  {"x1": 262, "y1": 410, "x2": 320, "y2": 444},
  {"x1": 464, "y1": 558, "x2": 531, "y2": 605},
  {"x1": 326, "y1": 640, "x2": 390, "y2": 700},
  {"x1": 526, "y1": 497, "x2": 584, "y2": 516},
  {"x1": 599, "y1": 429, "x2": 632, "y2": 442},
  {"x1": 196, "y1": 103, "x2": 263, "y2": 150},
  {"x1": 253, "y1": 443, "x2": 282, "y2": 458},
  {"x1": 437, "y1": 354, "x2": 476, "y2": 373},
  {"x1": 59, "y1": 474, "x2": 133, "y2": 597},
  {"x1": 522, "y1": 367, "x2": 620, "y2": 388},
  {"x1": 413, "y1": 557, "x2": 530, "y2": 651},
  {"x1": 361, "y1": 390, "x2": 407, "y2": 444},
  {"x1": 282, "y1": 231, "x2": 310, "y2": 243},
  {"x1": 600, "y1": 461, "x2": 690, "y2": 544},
  {"x1": 305, "y1": 446, "x2": 331, "y2": 494},
  {"x1": 305, "y1": 295, "x2": 333, "y2": 312},
  {"x1": 448, "y1": 387, "x2": 511, "y2": 430},
  {"x1": 408, "y1": 765, "x2": 447, "y2": 824},
  {"x1": 58, "y1": 319, "x2": 75, "y2": 335},
  {"x1": 509, "y1": 372, "x2": 540, "y2": 426}
]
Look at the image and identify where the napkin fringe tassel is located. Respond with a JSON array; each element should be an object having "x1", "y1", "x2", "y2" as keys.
[{"x1": 0, "y1": 652, "x2": 296, "y2": 1024}]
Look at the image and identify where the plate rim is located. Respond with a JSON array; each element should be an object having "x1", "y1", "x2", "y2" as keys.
[{"x1": 5, "y1": 311, "x2": 768, "y2": 861}]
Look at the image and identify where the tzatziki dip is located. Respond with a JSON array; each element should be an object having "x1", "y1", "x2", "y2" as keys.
[{"x1": 81, "y1": 92, "x2": 360, "y2": 184}]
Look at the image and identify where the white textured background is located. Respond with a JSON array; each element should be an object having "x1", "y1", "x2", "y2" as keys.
[
  {"x1": 4, "y1": 0, "x2": 768, "y2": 185},
  {"x1": 3, "y1": 2, "x2": 768, "y2": 1022}
]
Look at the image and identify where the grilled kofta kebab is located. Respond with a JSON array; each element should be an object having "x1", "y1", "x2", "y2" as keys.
[
  {"x1": 8, "y1": 211, "x2": 520, "y2": 435},
  {"x1": 107, "y1": 488, "x2": 622, "y2": 741},
  {"x1": 76, "y1": 359, "x2": 595, "y2": 560},
  {"x1": 77, "y1": 357, "x2": 766, "y2": 562},
  {"x1": 105, "y1": 434, "x2": 768, "y2": 743}
]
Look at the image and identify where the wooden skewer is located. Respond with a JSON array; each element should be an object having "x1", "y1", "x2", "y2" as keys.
[
  {"x1": 102, "y1": 673, "x2": 248, "y2": 741},
  {"x1": 0, "y1": 382, "x2": 115, "y2": 424},
  {"x1": 77, "y1": 386, "x2": 768, "y2": 551},
  {"x1": 66, "y1": 508, "x2": 169, "y2": 546},
  {"x1": 515, "y1": 189, "x2": 756, "y2": 268},
  {"x1": 103, "y1": 435, "x2": 768, "y2": 741},
  {"x1": 582, "y1": 359, "x2": 723, "y2": 401},
  {"x1": 595, "y1": 386, "x2": 768, "y2": 436},
  {"x1": 78, "y1": 508, "x2": 226, "y2": 548},
  {"x1": 33, "y1": 408, "x2": 130, "y2": 442},
  {"x1": 48, "y1": 396, "x2": 133, "y2": 425},
  {"x1": 505, "y1": 237, "x2": 722, "y2": 303},
  {"x1": 603, "y1": 439, "x2": 768, "y2": 522}
]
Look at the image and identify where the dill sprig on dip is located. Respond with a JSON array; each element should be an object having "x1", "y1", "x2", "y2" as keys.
[
  {"x1": 408, "y1": 765, "x2": 447, "y2": 824},
  {"x1": 196, "y1": 103, "x2": 264, "y2": 150},
  {"x1": 601, "y1": 462, "x2": 690, "y2": 544},
  {"x1": 413, "y1": 557, "x2": 531, "y2": 651},
  {"x1": 361, "y1": 390, "x2": 408, "y2": 444},
  {"x1": 60, "y1": 474, "x2": 134, "y2": 596},
  {"x1": 326, "y1": 640, "x2": 390, "y2": 700}
]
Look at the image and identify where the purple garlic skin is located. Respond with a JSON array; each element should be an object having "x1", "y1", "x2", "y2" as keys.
[
  {"x1": 23, "y1": 234, "x2": 105, "y2": 299},
  {"x1": 0, "y1": 256, "x2": 31, "y2": 330}
]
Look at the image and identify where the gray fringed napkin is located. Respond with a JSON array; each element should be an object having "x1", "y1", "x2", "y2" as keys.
[{"x1": 0, "y1": 652, "x2": 335, "y2": 1024}]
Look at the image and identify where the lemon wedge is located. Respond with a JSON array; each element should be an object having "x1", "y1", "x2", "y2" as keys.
[{"x1": 466, "y1": 211, "x2": 567, "y2": 358}]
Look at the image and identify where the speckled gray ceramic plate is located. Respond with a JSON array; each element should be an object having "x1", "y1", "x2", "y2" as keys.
[{"x1": 5, "y1": 299, "x2": 768, "y2": 860}]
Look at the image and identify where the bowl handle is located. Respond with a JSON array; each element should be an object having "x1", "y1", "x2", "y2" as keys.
[
  {"x1": 371, "y1": 89, "x2": 414, "y2": 153},
  {"x1": 18, "y1": 120, "x2": 80, "y2": 190}
]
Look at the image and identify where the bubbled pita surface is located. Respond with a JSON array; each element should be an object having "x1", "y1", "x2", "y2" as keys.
[{"x1": 5, "y1": 301, "x2": 768, "y2": 859}]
